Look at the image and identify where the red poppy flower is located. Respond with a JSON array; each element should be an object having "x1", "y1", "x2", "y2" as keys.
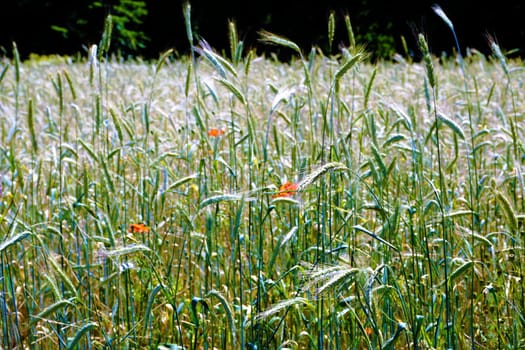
[
  {"x1": 128, "y1": 223, "x2": 150, "y2": 233},
  {"x1": 273, "y1": 181, "x2": 298, "y2": 198},
  {"x1": 208, "y1": 128, "x2": 225, "y2": 137}
]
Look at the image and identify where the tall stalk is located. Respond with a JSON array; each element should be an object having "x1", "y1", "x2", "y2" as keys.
[
  {"x1": 419, "y1": 33, "x2": 453, "y2": 348},
  {"x1": 431, "y1": 5, "x2": 480, "y2": 347}
]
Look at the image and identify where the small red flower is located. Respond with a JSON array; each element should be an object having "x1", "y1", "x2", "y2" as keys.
[
  {"x1": 273, "y1": 181, "x2": 298, "y2": 198},
  {"x1": 128, "y1": 223, "x2": 150, "y2": 234},
  {"x1": 208, "y1": 128, "x2": 225, "y2": 137}
]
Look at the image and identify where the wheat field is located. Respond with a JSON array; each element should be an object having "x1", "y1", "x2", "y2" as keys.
[{"x1": 1, "y1": 15, "x2": 525, "y2": 349}]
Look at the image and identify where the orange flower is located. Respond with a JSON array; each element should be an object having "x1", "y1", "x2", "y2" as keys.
[
  {"x1": 208, "y1": 128, "x2": 225, "y2": 137},
  {"x1": 273, "y1": 181, "x2": 298, "y2": 198},
  {"x1": 128, "y1": 223, "x2": 150, "y2": 234},
  {"x1": 364, "y1": 327, "x2": 373, "y2": 336}
]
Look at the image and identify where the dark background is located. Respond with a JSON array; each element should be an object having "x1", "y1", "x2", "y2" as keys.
[{"x1": 1, "y1": 0, "x2": 523, "y2": 61}]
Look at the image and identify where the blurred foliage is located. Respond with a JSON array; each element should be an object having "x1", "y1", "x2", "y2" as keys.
[
  {"x1": 91, "y1": 0, "x2": 149, "y2": 54},
  {"x1": 0, "y1": 0, "x2": 523, "y2": 60},
  {"x1": 358, "y1": 23, "x2": 397, "y2": 61}
]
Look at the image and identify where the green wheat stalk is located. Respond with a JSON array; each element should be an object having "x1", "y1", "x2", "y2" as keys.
[{"x1": 419, "y1": 33, "x2": 453, "y2": 348}]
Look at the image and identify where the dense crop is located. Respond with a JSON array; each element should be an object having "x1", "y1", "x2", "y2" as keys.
[{"x1": 0, "y1": 27, "x2": 524, "y2": 349}]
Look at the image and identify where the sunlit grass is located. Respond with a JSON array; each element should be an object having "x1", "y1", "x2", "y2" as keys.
[{"x1": 0, "y1": 30, "x2": 524, "y2": 349}]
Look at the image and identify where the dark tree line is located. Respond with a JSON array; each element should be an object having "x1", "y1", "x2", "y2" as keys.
[{"x1": 1, "y1": 0, "x2": 524, "y2": 61}]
